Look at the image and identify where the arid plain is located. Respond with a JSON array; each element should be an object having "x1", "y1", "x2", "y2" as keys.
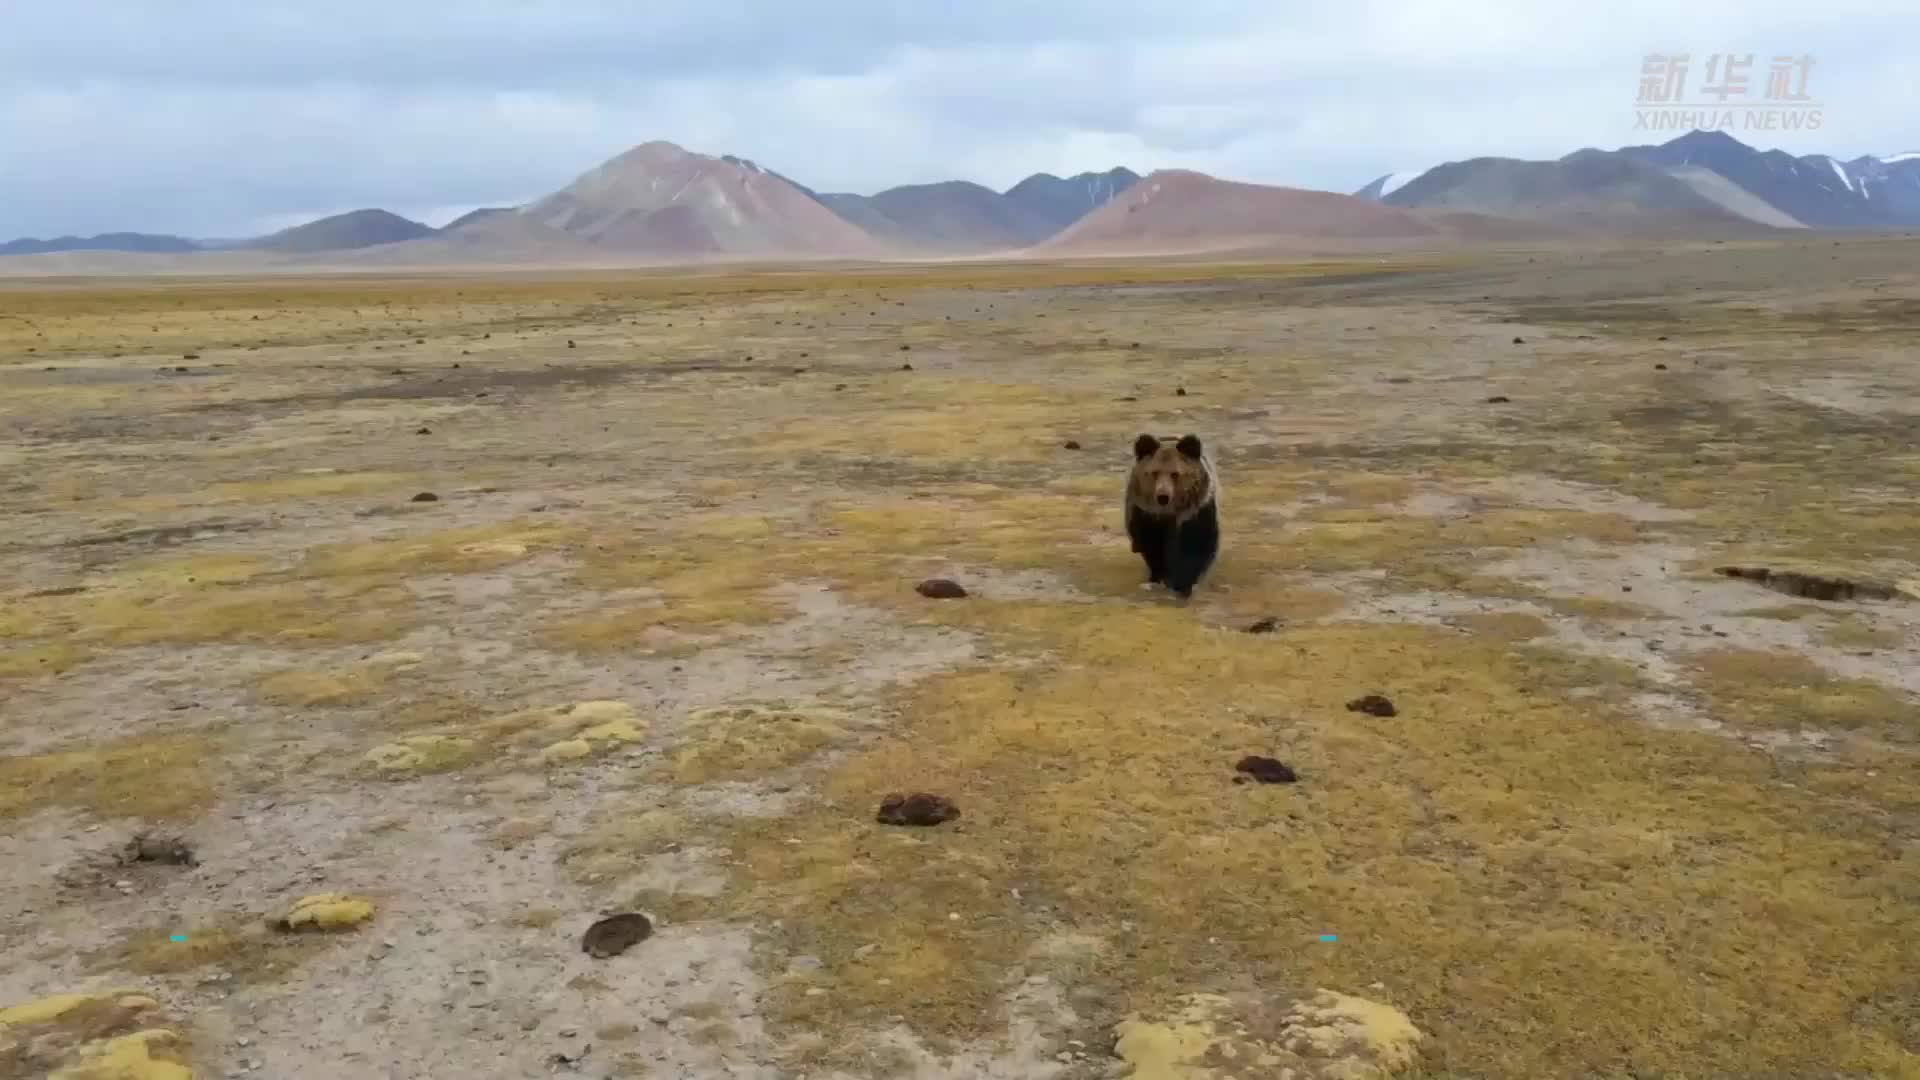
[{"x1": 3, "y1": 238, "x2": 1918, "y2": 1079}]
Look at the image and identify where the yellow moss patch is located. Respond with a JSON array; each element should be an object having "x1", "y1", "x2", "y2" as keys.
[
  {"x1": 116, "y1": 469, "x2": 418, "y2": 512},
  {"x1": 0, "y1": 641, "x2": 91, "y2": 678},
  {"x1": 255, "y1": 663, "x2": 390, "y2": 707},
  {"x1": 561, "y1": 808, "x2": 689, "y2": 886},
  {"x1": 0, "y1": 992, "x2": 145, "y2": 1027},
  {"x1": 299, "y1": 521, "x2": 580, "y2": 578},
  {"x1": 364, "y1": 734, "x2": 478, "y2": 775},
  {"x1": 1111, "y1": 989, "x2": 1426, "y2": 1080},
  {"x1": 7, "y1": 574, "x2": 420, "y2": 648},
  {"x1": 275, "y1": 893, "x2": 374, "y2": 931},
  {"x1": 93, "y1": 921, "x2": 325, "y2": 985},
  {"x1": 668, "y1": 704, "x2": 849, "y2": 784},
  {"x1": 0, "y1": 735, "x2": 214, "y2": 822},
  {"x1": 0, "y1": 991, "x2": 188, "y2": 1080},
  {"x1": 369, "y1": 700, "x2": 650, "y2": 775},
  {"x1": 1816, "y1": 617, "x2": 1907, "y2": 651},
  {"x1": 1686, "y1": 647, "x2": 1920, "y2": 739},
  {"x1": 1454, "y1": 611, "x2": 1551, "y2": 642}
]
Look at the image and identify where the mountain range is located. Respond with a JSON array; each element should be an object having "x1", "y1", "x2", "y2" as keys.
[
  {"x1": 1356, "y1": 131, "x2": 1920, "y2": 232},
  {"x1": 5, "y1": 131, "x2": 1917, "y2": 268}
]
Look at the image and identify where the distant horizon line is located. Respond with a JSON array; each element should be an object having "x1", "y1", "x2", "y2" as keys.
[{"x1": 6, "y1": 127, "x2": 1914, "y2": 245}]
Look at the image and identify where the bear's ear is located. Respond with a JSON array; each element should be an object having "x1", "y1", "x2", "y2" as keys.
[
  {"x1": 1175, "y1": 434, "x2": 1204, "y2": 459},
  {"x1": 1133, "y1": 434, "x2": 1161, "y2": 460}
]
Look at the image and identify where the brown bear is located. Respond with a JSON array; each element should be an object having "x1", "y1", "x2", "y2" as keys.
[{"x1": 1125, "y1": 433, "x2": 1221, "y2": 598}]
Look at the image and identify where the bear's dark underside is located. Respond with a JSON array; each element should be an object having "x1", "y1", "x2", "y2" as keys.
[{"x1": 1126, "y1": 500, "x2": 1220, "y2": 598}]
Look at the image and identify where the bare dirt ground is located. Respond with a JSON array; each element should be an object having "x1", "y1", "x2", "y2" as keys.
[{"x1": 3, "y1": 237, "x2": 1918, "y2": 1079}]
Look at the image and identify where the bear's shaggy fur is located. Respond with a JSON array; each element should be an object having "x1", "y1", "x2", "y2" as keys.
[{"x1": 1125, "y1": 433, "x2": 1221, "y2": 598}]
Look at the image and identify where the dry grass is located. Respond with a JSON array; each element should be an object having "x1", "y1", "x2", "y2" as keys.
[
  {"x1": 1687, "y1": 647, "x2": 1920, "y2": 741},
  {"x1": 0, "y1": 735, "x2": 216, "y2": 822},
  {"x1": 92, "y1": 920, "x2": 324, "y2": 984},
  {"x1": 5, "y1": 248, "x2": 1919, "y2": 1078},
  {"x1": 716, "y1": 607, "x2": 1919, "y2": 1078}
]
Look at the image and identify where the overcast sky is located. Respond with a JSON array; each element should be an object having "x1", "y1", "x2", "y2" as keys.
[{"x1": 2, "y1": 0, "x2": 1914, "y2": 239}]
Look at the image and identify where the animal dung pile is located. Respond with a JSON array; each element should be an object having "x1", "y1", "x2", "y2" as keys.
[
  {"x1": 1233, "y1": 756, "x2": 1298, "y2": 784},
  {"x1": 875, "y1": 792, "x2": 960, "y2": 826},
  {"x1": 1346, "y1": 694, "x2": 1398, "y2": 717},
  {"x1": 915, "y1": 579, "x2": 968, "y2": 599},
  {"x1": 581, "y1": 913, "x2": 654, "y2": 958}
]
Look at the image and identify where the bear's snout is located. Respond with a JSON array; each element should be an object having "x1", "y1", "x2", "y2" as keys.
[{"x1": 1155, "y1": 492, "x2": 1171, "y2": 506}]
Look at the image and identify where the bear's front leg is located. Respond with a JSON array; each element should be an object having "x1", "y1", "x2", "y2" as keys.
[{"x1": 1163, "y1": 507, "x2": 1221, "y2": 598}]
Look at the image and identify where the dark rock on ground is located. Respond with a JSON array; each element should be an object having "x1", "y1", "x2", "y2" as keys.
[
  {"x1": 582, "y1": 913, "x2": 653, "y2": 958},
  {"x1": 916, "y1": 579, "x2": 968, "y2": 599},
  {"x1": 1347, "y1": 694, "x2": 1397, "y2": 717},
  {"x1": 876, "y1": 793, "x2": 960, "y2": 826},
  {"x1": 1233, "y1": 756, "x2": 1298, "y2": 784}
]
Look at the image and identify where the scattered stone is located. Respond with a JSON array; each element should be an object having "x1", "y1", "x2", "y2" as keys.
[
  {"x1": 1654, "y1": 363, "x2": 1668, "y2": 370},
  {"x1": 183, "y1": 352, "x2": 200, "y2": 360},
  {"x1": 567, "y1": 340, "x2": 576, "y2": 348},
  {"x1": 1511, "y1": 336, "x2": 1525, "y2": 344},
  {"x1": 1347, "y1": 694, "x2": 1397, "y2": 717},
  {"x1": 1175, "y1": 387, "x2": 1187, "y2": 396},
  {"x1": 1063, "y1": 440, "x2": 1082, "y2": 450},
  {"x1": 876, "y1": 793, "x2": 960, "y2": 826},
  {"x1": 900, "y1": 344, "x2": 911, "y2": 351},
  {"x1": 416, "y1": 427, "x2": 431, "y2": 435},
  {"x1": 273, "y1": 893, "x2": 375, "y2": 932},
  {"x1": 1244, "y1": 617, "x2": 1281, "y2": 634},
  {"x1": 410, "y1": 492, "x2": 439, "y2": 503},
  {"x1": 1233, "y1": 756, "x2": 1298, "y2": 784},
  {"x1": 124, "y1": 832, "x2": 196, "y2": 867},
  {"x1": 1715, "y1": 565, "x2": 1908, "y2": 603},
  {"x1": 915, "y1": 578, "x2": 968, "y2": 599},
  {"x1": 1657, "y1": 335, "x2": 1669, "y2": 341},
  {"x1": 900, "y1": 362, "x2": 913, "y2": 370},
  {"x1": 582, "y1": 913, "x2": 653, "y2": 958},
  {"x1": 1485, "y1": 395, "x2": 1510, "y2": 404}
]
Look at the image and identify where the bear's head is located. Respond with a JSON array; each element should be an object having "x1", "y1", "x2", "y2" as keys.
[{"x1": 1130, "y1": 433, "x2": 1212, "y2": 515}]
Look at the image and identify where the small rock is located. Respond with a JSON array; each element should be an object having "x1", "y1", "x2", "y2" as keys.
[
  {"x1": 567, "y1": 340, "x2": 576, "y2": 348},
  {"x1": 916, "y1": 579, "x2": 967, "y2": 599},
  {"x1": 1511, "y1": 336, "x2": 1525, "y2": 344},
  {"x1": 1346, "y1": 694, "x2": 1397, "y2": 717},
  {"x1": 124, "y1": 832, "x2": 196, "y2": 867},
  {"x1": 900, "y1": 344, "x2": 911, "y2": 351},
  {"x1": 582, "y1": 913, "x2": 653, "y2": 958},
  {"x1": 183, "y1": 352, "x2": 200, "y2": 360},
  {"x1": 1654, "y1": 363, "x2": 1667, "y2": 370},
  {"x1": 1244, "y1": 617, "x2": 1281, "y2": 634},
  {"x1": 410, "y1": 492, "x2": 439, "y2": 503},
  {"x1": 876, "y1": 793, "x2": 960, "y2": 827},
  {"x1": 1175, "y1": 387, "x2": 1187, "y2": 396},
  {"x1": 1485, "y1": 395, "x2": 1511, "y2": 404},
  {"x1": 1233, "y1": 756, "x2": 1298, "y2": 784},
  {"x1": 900, "y1": 362, "x2": 913, "y2": 370},
  {"x1": 1062, "y1": 440, "x2": 1081, "y2": 450}
]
